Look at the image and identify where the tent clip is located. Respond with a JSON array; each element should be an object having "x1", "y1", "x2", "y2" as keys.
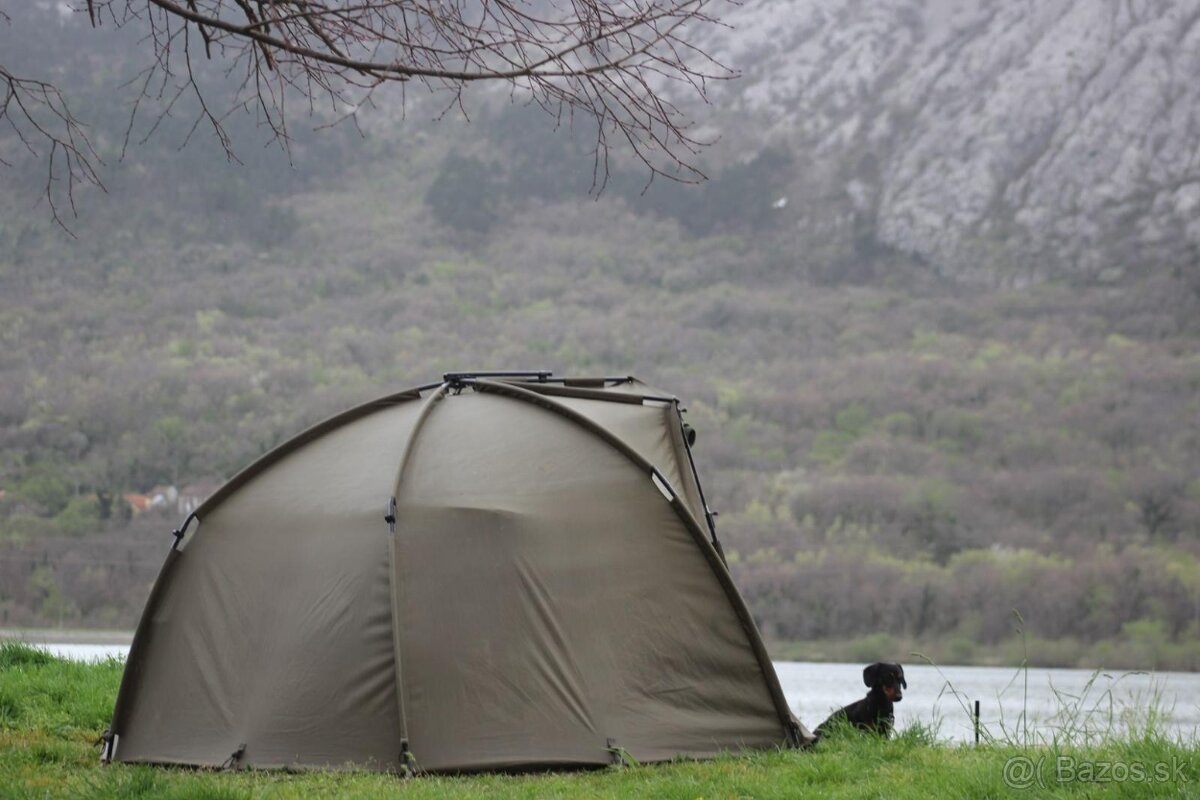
[
  {"x1": 170, "y1": 513, "x2": 198, "y2": 551},
  {"x1": 385, "y1": 496, "x2": 397, "y2": 534}
]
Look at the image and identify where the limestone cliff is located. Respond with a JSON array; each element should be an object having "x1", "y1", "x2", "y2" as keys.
[{"x1": 703, "y1": 0, "x2": 1200, "y2": 284}]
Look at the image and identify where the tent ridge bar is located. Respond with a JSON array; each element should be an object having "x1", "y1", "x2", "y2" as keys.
[{"x1": 444, "y1": 370, "x2": 553, "y2": 385}]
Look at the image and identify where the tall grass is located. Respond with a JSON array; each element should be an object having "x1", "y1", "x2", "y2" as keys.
[
  {"x1": 913, "y1": 610, "x2": 1190, "y2": 752},
  {"x1": 0, "y1": 642, "x2": 121, "y2": 734}
]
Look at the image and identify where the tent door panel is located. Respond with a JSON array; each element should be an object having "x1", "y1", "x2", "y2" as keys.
[{"x1": 395, "y1": 506, "x2": 607, "y2": 772}]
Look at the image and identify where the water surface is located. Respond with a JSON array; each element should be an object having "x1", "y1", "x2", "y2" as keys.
[{"x1": 779, "y1": 661, "x2": 1200, "y2": 743}]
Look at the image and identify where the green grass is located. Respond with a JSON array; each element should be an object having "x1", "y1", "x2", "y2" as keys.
[{"x1": 1, "y1": 642, "x2": 1196, "y2": 799}]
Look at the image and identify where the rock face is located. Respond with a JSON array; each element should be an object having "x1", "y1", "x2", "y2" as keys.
[{"x1": 705, "y1": 0, "x2": 1200, "y2": 284}]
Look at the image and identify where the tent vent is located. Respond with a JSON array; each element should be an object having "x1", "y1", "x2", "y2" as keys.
[{"x1": 651, "y1": 471, "x2": 674, "y2": 501}]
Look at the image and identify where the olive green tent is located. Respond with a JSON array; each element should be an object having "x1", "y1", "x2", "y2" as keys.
[{"x1": 106, "y1": 373, "x2": 808, "y2": 773}]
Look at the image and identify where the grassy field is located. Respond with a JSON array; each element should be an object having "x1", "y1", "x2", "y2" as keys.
[{"x1": 1, "y1": 643, "x2": 1196, "y2": 799}]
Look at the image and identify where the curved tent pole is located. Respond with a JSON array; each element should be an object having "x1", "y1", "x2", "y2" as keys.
[
  {"x1": 674, "y1": 403, "x2": 724, "y2": 559},
  {"x1": 385, "y1": 381, "x2": 453, "y2": 774},
  {"x1": 467, "y1": 377, "x2": 802, "y2": 747},
  {"x1": 106, "y1": 542, "x2": 185, "y2": 759},
  {"x1": 108, "y1": 386, "x2": 440, "y2": 765},
  {"x1": 386, "y1": 380, "x2": 454, "y2": 523},
  {"x1": 191, "y1": 385, "x2": 435, "y2": 522},
  {"x1": 489, "y1": 380, "x2": 678, "y2": 406}
]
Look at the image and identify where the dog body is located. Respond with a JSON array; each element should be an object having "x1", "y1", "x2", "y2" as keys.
[{"x1": 815, "y1": 662, "x2": 907, "y2": 739}]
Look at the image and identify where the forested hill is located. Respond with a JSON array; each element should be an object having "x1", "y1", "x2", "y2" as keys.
[{"x1": 1, "y1": 2, "x2": 1199, "y2": 669}]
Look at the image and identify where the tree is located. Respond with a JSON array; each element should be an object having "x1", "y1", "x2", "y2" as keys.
[
  {"x1": 1, "y1": 0, "x2": 731, "y2": 226},
  {"x1": 426, "y1": 154, "x2": 502, "y2": 233}
]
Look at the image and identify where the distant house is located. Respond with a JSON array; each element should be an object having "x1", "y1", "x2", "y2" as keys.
[
  {"x1": 178, "y1": 482, "x2": 222, "y2": 516},
  {"x1": 147, "y1": 485, "x2": 178, "y2": 510},
  {"x1": 124, "y1": 493, "x2": 152, "y2": 515}
]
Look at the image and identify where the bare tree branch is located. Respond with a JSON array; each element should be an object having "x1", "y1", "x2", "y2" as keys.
[
  {"x1": 0, "y1": 64, "x2": 104, "y2": 231},
  {"x1": 1, "y1": 0, "x2": 735, "y2": 225}
]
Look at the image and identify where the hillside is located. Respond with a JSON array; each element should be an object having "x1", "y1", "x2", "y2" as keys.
[{"x1": 1, "y1": 2, "x2": 1199, "y2": 669}]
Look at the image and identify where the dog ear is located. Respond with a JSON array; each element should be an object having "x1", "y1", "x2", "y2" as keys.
[{"x1": 863, "y1": 663, "x2": 880, "y2": 688}]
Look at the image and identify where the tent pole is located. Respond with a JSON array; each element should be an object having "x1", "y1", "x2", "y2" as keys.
[
  {"x1": 385, "y1": 381, "x2": 453, "y2": 773},
  {"x1": 674, "y1": 401, "x2": 724, "y2": 561}
]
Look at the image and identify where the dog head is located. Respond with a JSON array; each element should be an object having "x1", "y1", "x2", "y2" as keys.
[{"x1": 863, "y1": 662, "x2": 906, "y2": 702}]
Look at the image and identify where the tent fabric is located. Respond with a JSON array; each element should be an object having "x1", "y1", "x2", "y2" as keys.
[{"x1": 107, "y1": 375, "x2": 806, "y2": 773}]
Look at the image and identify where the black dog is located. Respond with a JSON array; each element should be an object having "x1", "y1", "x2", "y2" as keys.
[{"x1": 815, "y1": 662, "x2": 907, "y2": 739}]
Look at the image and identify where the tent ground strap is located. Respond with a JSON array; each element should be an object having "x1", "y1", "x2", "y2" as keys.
[
  {"x1": 221, "y1": 743, "x2": 246, "y2": 771},
  {"x1": 606, "y1": 738, "x2": 638, "y2": 767},
  {"x1": 400, "y1": 738, "x2": 415, "y2": 777},
  {"x1": 98, "y1": 728, "x2": 116, "y2": 764}
]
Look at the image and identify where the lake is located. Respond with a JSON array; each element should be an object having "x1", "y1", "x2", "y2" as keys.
[
  {"x1": 778, "y1": 661, "x2": 1200, "y2": 744},
  {"x1": 19, "y1": 641, "x2": 1200, "y2": 744}
]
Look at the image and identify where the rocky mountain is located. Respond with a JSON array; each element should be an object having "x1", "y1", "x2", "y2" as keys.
[
  {"x1": 703, "y1": 0, "x2": 1200, "y2": 285},
  {"x1": 4, "y1": 2, "x2": 1198, "y2": 289}
]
